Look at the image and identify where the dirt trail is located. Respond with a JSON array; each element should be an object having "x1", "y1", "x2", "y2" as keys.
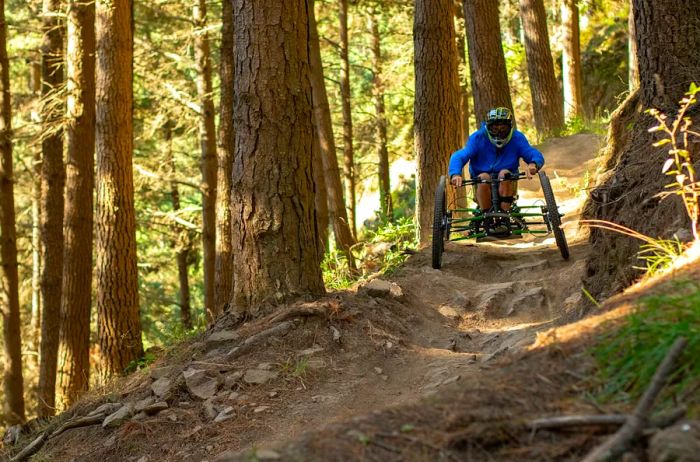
[
  {"x1": 26, "y1": 134, "x2": 603, "y2": 462},
  {"x1": 223, "y1": 133, "x2": 603, "y2": 456}
]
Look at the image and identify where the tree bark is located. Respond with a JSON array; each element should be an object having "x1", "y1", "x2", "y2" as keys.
[
  {"x1": 338, "y1": 0, "x2": 356, "y2": 238},
  {"x1": 414, "y1": 0, "x2": 462, "y2": 244},
  {"x1": 38, "y1": 0, "x2": 65, "y2": 417},
  {"x1": 308, "y1": 0, "x2": 356, "y2": 269},
  {"x1": 28, "y1": 58, "x2": 41, "y2": 372},
  {"x1": 519, "y1": 0, "x2": 564, "y2": 135},
  {"x1": 369, "y1": 9, "x2": 392, "y2": 220},
  {"x1": 193, "y1": 0, "x2": 218, "y2": 322},
  {"x1": 463, "y1": 0, "x2": 513, "y2": 122},
  {"x1": 165, "y1": 121, "x2": 192, "y2": 331},
  {"x1": 0, "y1": 0, "x2": 26, "y2": 424},
  {"x1": 561, "y1": 0, "x2": 583, "y2": 120},
  {"x1": 454, "y1": 2, "x2": 470, "y2": 144},
  {"x1": 215, "y1": 0, "x2": 234, "y2": 317},
  {"x1": 231, "y1": 0, "x2": 325, "y2": 313},
  {"x1": 628, "y1": 0, "x2": 639, "y2": 91},
  {"x1": 95, "y1": 0, "x2": 143, "y2": 377},
  {"x1": 312, "y1": 120, "x2": 329, "y2": 257},
  {"x1": 58, "y1": 0, "x2": 96, "y2": 408}
]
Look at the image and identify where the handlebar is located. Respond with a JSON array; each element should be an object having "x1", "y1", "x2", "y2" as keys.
[{"x1": 450, "y1": 171, "x2": 526, "y2": 186}]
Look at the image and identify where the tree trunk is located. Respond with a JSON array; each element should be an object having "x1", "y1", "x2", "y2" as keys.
[
  {"x1": 369, "y1": 9, "x2": 392, "y2": 220},
  {"x1": 193, "y1": 0, "x2": 218, "y2": 322},
  {"x1": 309, "y1": 1, "x2": 356, "y2": 269},
  {"x1": 583, "y1": 0, "x2": 700, "y2": 299},
  {"x1": 338, "y1": 0, "x2": 356, "y2": 238},
  {"x1": 454, "y1": 2, "x2": 470, "y2": 144},
  {"x1": 0, "y1": 0, "x2": 26, "y2": 424},
  {"x1": 28, "y1": 58, "x2": 41, "y2": 370},
  {"x1": 414, "y1": 0, "x2": 462, "y2": 244},
  {"x1": 519, "y1": 0, "x2": 564, "y2": 135},
  {"x1": 628, "y1": 0, "x2": 639, "y2": 91},
  {"x1": 58, "y1": 0, "x2": 95, "y2": 408},
  {"x1": 95, "y1": 0, "x2": 143, "y2": 377},
  {"x1": 231, "y1": 0, "x2": 325, "y2": 313},
  {"x1": 312, "y1": 122, "x2": 329, "y2": 257},
  {"x1": 165, "y1": 121, "x2": 192, "y2": 331},
  {"x1": 38, "y1": 0, "x2": 65, "y2": 417},
  {"x1": 215, "y1": 0, "x2": 234, "y2": 317},
  {"x1": 561, "y1": 0, "x2": 583, "y2": 120},
  {"x1": 463, "y1": 0, "x2": 513, "y2": 122}
]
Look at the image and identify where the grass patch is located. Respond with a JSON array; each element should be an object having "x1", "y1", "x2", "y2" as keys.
[{"x1": 593, "y1": 280, "x2": 700, "y2": 411}]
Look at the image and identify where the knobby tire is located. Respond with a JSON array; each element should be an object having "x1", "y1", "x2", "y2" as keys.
[
  {"x1": 539, "y1": 171, "x2": 570, "y2": 260},
  {"x1": 432, "y1": 175, "x2": 447, "y2": 269}
]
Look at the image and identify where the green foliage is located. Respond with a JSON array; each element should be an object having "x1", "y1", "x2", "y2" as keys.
[
  {"x1": 322, "y1": 217, "x2": 417, "y2": 289},
  {"x1": 580, "y1": 6, "x2": 629, "y2": 118},
  {"x1": 281, "y1": 356, "x2": 309, "y2": 379},
  {"x1": 123, "y1": 350, "x2": 158, "y2": 375},
  {"x1": 593, "y1": 281, "x2": 700, "y2": 407},
  {"x1": 647, "y1": 83, "x2": 700, "y2": 241},
  {"x1": 361, "y1": 216, "x2": 417, "y2": 275},
  {"x1": 321, "y1": 249, "x2": 355, "y2": 290},
  {"x1": 390, "y1": 174, "x2": 416, "y2": 220},
  {"x1": 560, "y1": 115, "x2": 609, "y2": 137},
  {"x1": 555, "y1": 168, "x2": 591, "y2": 197},
  {"x1": 635, "y1": 238, "x2": 685, "y2": 277}
]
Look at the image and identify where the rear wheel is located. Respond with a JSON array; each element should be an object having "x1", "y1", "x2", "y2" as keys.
[
  {"x1": 539, "y1": 171, "x2": 569, "y2": 260},
  {"x1": 432, "y1": 175, "x2": 447, "y2": 269}
]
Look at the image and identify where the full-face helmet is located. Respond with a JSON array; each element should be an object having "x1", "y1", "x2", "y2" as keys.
[{"x1": 485, "y1": 107, "x2": 514, "y2": 148}]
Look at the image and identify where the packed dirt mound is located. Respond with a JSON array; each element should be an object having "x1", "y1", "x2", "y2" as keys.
[
  {"x1": 1, "y1": 134, "x2": 606, "y2": 461},
  {"x1": 583, "y1": 92, "x2": 699, "y2": 300}
]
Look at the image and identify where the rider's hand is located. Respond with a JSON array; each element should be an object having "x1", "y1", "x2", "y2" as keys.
[
  {"x1": 526, "y1": 163, "x2": 538, "y2": 180},
  {"x1": 450, "y1": 175, "x2": 463, "y2": 187}
]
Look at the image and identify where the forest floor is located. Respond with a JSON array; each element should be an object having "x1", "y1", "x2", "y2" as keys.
[{"x1": 7, "y1": 133, "x2": 696, "y2": 461}]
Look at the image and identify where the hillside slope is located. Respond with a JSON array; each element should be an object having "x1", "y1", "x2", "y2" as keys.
[{"x1": 3, "y1": 134, "x2": 610, "y2": 462}]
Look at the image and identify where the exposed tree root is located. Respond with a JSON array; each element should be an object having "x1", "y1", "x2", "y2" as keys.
[{"x1": 581, "y1": 337, "x2": 687, "y2": 462}]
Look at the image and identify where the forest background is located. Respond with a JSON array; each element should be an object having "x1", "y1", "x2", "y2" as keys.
[{"x1": 0, "y1": 0, "x2": 632, "y2": 425}]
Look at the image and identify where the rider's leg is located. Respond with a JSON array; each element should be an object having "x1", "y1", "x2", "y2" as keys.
[
  {"x1": 498, "y1": 169, "x2": 515, "y2": 211},
  {"x1": 476, "y1": 172, "x2": 492, "y2": 211}
]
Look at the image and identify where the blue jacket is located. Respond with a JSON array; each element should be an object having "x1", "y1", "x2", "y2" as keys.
[{"x1": 448, "y1": 124, "x2": 544, "y2": 178}]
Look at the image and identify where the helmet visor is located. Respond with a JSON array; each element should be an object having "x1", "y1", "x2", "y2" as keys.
[{"x1": 487, "y1": 122, "x2": 511, "y2": 139}]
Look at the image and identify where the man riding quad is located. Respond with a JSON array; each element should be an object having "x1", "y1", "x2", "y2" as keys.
[{"x1": 448, "y1": 107, "x2": 545, "y2": 234}]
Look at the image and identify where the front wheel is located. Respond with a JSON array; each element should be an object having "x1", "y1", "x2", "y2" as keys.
[
  {"x1": 539, "y1": 171, "x2": 570, "y2": 260},
  {"x1": 432, "y1": 175, "x2": 447, "y2": 269}
]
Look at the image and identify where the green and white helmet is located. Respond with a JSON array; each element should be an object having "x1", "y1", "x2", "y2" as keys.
[{"x1": 485, "y1": 107, "x2": 514, "y2": 148}]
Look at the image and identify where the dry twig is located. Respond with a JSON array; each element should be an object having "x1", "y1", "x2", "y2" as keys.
[{"x1": 581, "y1": 337, "x2": 687, "y2": 462}]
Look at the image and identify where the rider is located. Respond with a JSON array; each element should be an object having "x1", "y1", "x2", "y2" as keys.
[{"x1": 448, "y1": 107, "x2": 544, "y2": 231}]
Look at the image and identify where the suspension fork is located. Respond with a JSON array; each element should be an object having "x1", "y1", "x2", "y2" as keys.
[{"x1": 490, "y1": 172, "x2": 500, "y2": 212}]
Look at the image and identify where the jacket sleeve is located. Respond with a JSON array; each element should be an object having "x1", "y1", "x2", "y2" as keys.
[
  {"x1": 448, "y1": 140, "x2": 476, "y2": 177},
  {"x1": 515, "y1": 132, "x2": 545, "y2": 169}
]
